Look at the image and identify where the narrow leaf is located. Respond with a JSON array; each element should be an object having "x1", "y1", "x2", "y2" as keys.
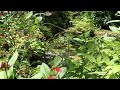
[
  {"x1": 107, "y1": 20, "x2": 120, "y2": 24},
  {"x1": 8, "y1": 50, "x2": 18, "y2": 66}
]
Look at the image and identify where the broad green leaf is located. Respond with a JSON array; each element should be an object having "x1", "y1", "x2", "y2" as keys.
[
  {"x1": 57, "y1": 67, "x2": 67, "y2": 78},
  {"x1": 103, "y1": 37, "x2": 116, "y2": 41},
  {"x1": 40, "y1": 63, "x2": 51, "y2": 78},
  {"x1": 85, "y1": 54, "x2": 96, "y2": 62},
  {"x1": 31, "y1": 73, "x2": 43, "y2": 79},
  {"x1": 87, "y1": 41, "x2": 95, "y2": 51},
  {"x1": 0, "y1": 71, "x2": 7, "y2": 79},
  {"x1": 24, "y1": 11, "x2": 33, "y2": 20},
  {"x1": 109, "y1": 26, "x2": 120, "y2": 32},
  {"x1": 102, "y1": 52, "x2": 109, "y2": 64},
  {"x1": 107, "y1": 20, "x2": 120, "y2": 24},
  {"x1": 8, "y1": 50, "x2": 18, "y2": 66},
  {"x1": 35, "y1": 18, "x2": 39, "y2": 25},
  {"x1": 53, "y1": 56, "x2": 62, "y2": 67},
  {"x1": 111, "y1": 65, "x2": 120, "y2": 73},
  {"x1": 84, "y1": 30, "x2": 90, "y2": 37}
]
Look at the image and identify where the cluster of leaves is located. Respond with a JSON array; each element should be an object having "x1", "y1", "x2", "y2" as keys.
[
  {"x1": 1, "y1": 11, "x2": 120, "y2": 79},
  {"x1": 92, "y1": 11, "x2": 117, "y2": 29},
  {"x1": 0, "y1": 11, "x2": 69, "y2": 79}
]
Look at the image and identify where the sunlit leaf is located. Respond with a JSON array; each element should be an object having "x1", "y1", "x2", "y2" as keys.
[
  {"x1": 36, "y1": 16, "x2": 42, "y2": 22},
  {"x1": 84, "y1": 30, "x2": 90, "y2": 37},
  {"x1": 109, "y1": 26, "x2": 120, "y2": 32},
  {"x1": 88, "y1": 72, "x2": 106, "y2": 75},
  {"x1": 53, "y1": 56, "x2": 62, "y2": 67},
  {"x1": 30, "y1": 25, "x2": 37, "y2": 32},
  {"x1": 102, "y1": 52, "x2": 109, "y2": 64},
  {"x1": 40, "y1": 63, "x2": 51, "y2": 78},
  {"x1": 31, "y1": 73, "x2": 43, "y2": 79},
  {"x1": 73, "y1": 38, "x2": 81, "y2": 42},
  {"x1": 107, "y1": 20, "x2": 120, "y2": 24},
  {"x1": 8, "y1": 50, "x2": 18, "y2": 66},
  {"x1": 85, "y1": 54, "x2": 96, "y2": 62},
  {"x1": 57, "y1": 67, "x2": 67, "y2": 78},
  {"x1": 111, "y1": 65, "x2": 120, "y2": 73},
  {"x1": 0, "y1": 71, "x2": 7, "y2": 79},
  {"x1": 103, "y1": 37, "x2": 116, "y2": 41},
  {"x1": 24, "y1": 11, "x2": 33, "y2": 20}
]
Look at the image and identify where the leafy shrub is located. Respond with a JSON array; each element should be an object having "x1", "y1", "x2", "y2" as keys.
[{"x1": 92, "y1": 11, "x2": 117, "y2": 29}]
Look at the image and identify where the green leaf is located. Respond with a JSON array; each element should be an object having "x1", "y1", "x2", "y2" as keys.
[
  {"x1": 57, "y1": 67, "x2": 67, "y2": 78},
  {"x1": 107, "y1": 20, "x2": 120, "y2": 24},
  {"x1": 8, "y1": 50, "x2": 18, "y2": 66},
  {"x1": 40, "y1": 63, "x2": 51, "y2": 78},
  {"x1": 7, "y1": 66, "x2": 14, "y2": 79},
  {"x1": 30, "y1": 25, "x2": 37, "y2": 32},
  {"x1": 0, "y1": 71, "x2": 7, "y2": 79},
  {"x1": 109, "y1": 26, "x2": 120, "y2": 32},
  {"x1": 88, "y1": 72, "x2": 106, "y2": 75},
  {"x1": 53, "y1": 56, "x2": 62, "y2": 67},
  {"x1": 110, "y1": 65, "x2": 120, "y2": 73},
  {"x1": 102, "y1": 52, "x2": 109, "y2": 64},
  {"x1": 31, "y1": 73, "x2": 43, "y2": 79},
  {"x1": 85, "y1": 54, "x2": 96, "y2": 62},
  {"x1": 35, "y1": 18, "x2": 39, "y2": 25},
  {"x1": 96, "y1": 54, "x2": 102, "y2": 62},
  {"x1": 87, "y1": 41, "x2": 95, "y2": 51},
  {"x1": 84, "y1": 30, "x2": 90, "y2": 37},
  {"x1": 36, "y1": 16, "x2": 42, "y2": 22},
  {"x1": 73, "y1": 38, "x2": 81, "y2": 42},
  {"x1": 103, "y1": 36, "x2": 116, "y2": 41},
  {"x1": 66, "y1": 59, "x2": 75, "y2": 69},
  {"x1": 24, "y1": 11, "x2": 33, "y2": 20}
]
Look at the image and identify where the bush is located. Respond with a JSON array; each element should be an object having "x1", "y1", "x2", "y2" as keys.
[{"x1": 92, "y1": 11, "x2": 117, "y2": 29}]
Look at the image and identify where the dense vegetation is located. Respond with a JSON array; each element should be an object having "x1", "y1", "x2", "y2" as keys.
[{"x1": 1, "y1": 11, "x2": 120, "y2": 79}]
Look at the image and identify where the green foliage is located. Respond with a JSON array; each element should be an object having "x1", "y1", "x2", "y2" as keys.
[
  {"x1": 92, "y1": 11, "x2": 117, "y2": 29},
  {"x1": 1, "y1": 11, "x2": 120, "y2": 79}
]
